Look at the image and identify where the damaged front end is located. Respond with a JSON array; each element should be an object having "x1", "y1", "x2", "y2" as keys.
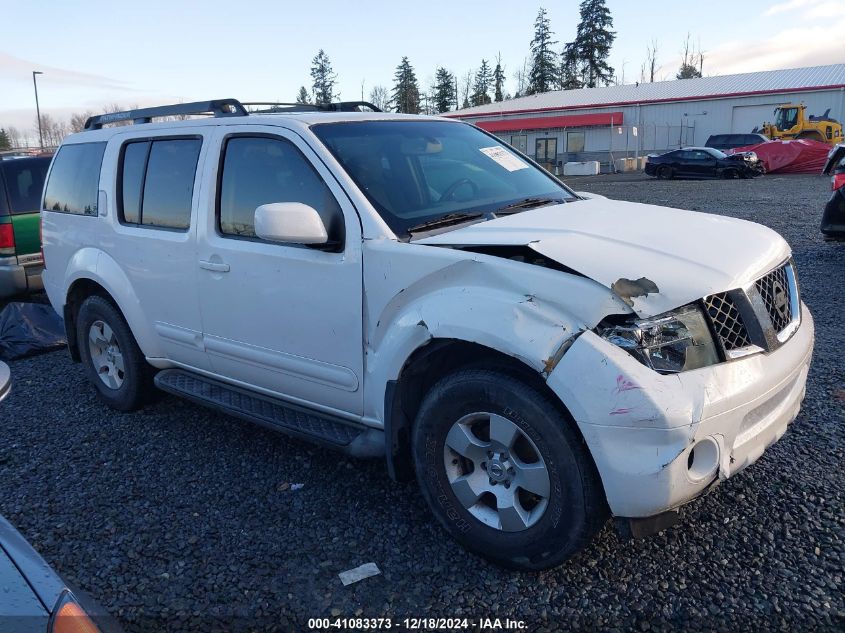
[{"x1": 596, "y1": 304, "x2": 720, "y2": 374}]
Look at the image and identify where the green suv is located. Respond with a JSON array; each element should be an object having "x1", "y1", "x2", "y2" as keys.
[{"x1": 0, "y1": 155, "x2": 51, "y2": 298}]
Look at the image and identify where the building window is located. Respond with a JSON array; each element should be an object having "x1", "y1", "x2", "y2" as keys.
[
  {"x1": 567, "y1": 131, "x2": 585, "y2": 153},
  {"x1": 509, "y1": 135, "x2": 528, "y2": 154},
  {"x1": 535, "y1": 138, "x2": 557, "y2": 165}
]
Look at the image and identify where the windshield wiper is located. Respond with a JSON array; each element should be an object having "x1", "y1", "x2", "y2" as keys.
[
  {"x1": 492, "y1": 197, "x2": 566, "y2": 215},
  {"x1": 407, "y1": 212, "x2": 485, "y2": 236}
]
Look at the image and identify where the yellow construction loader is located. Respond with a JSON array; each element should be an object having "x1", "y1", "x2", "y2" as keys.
[{"x1": 758, "y1": 104, "x2": 843, "y2": 145}]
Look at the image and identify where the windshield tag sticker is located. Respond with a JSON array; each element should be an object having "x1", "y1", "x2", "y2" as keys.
[{"x1": 479, "y1": 146, "x2": 530, "y2": 172}]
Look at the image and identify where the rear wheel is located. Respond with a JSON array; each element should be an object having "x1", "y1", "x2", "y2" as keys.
[
  {"x1": 656, "y1": 165, "x2": 673, "y2": 180},
  {"x1": 411, "y1": 369, "x2": 607, "y2": 570},
  {"x1": 76, "y1": 295, "x2": 154, "y2": 412}
]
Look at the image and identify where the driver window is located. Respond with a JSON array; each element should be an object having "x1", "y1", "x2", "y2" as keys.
[{"x1": 217, "y1": 136, "x2": 344, "y2": 243}]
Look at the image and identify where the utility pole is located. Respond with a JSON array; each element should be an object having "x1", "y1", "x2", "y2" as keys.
[{"x1": 32, "y1": 71, "x2": 44, "y2": 149}]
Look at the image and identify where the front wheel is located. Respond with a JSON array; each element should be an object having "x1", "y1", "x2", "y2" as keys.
[
  {"x1": 656, "y1": 165, "x2": 673, "y2": 180},
  {"x1": 411, "y1": 369, "x2": 607, "y2": 570},
  {"x1": 76, "y1": 295, "x2": 154, "y2": 412}
]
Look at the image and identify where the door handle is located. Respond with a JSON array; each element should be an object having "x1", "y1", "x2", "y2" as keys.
[{"x1": 199, "y1": 260, "x2": 230, "y2": 273}]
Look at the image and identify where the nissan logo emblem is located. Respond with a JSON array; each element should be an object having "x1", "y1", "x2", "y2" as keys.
[{"x1": 772, "y1": 280, "x2": 790, "y2": 320}]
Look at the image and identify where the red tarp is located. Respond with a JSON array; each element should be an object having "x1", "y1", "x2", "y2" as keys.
[{"x1": 728, "y1": 139, "x2": 830, "y2": 174}]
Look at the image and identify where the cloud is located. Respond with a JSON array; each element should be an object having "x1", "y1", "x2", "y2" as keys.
[
  {"x1": 764, "y1": 0, "x2": 819, "y2": 16},
  {"x1": 0, "y1": 51, "x2": 132, "y2": 91},
  {"x1": 701, "y1": 17, "x2": 845, "y2": 75}
]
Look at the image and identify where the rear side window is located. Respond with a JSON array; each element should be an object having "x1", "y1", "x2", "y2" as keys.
[
  {"x1": 43, "y1": 143, "x2": 106, "y2": 215},
  {"x1": 2, "y1": 159, "x2": 50, "y2": 214},
  {"x1": 217, "y1": 135, "x2": 344, "y2": 244},
  {"x1": 119, "y1": 138, "x2": 202, "y2": 230}
]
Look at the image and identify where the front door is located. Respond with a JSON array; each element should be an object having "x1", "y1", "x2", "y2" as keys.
[
  {"x1": 196, "y1": 126, "x2": 364, "y2": 416},
  {"x1": 535, "y1": 138, "x2": 557, "y2": 171}
]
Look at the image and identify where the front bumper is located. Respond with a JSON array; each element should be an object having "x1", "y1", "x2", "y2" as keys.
[
  {"x1": 0, "y1": 256, "x2": 44, "y2": 298},
  {"x1": 547, "y1": 303, "x2": 814, "y2": 517}
]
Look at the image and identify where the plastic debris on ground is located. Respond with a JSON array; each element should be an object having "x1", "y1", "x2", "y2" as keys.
[
  {"x1": 728, "y1": 139, "x2": 830, "y2": 174},
  {"x1": 338, "y1": 562, "x2": 381, "y2": 586},
  {"x1": 0, "y1": 302, "x2": 66, "y2": 361}
]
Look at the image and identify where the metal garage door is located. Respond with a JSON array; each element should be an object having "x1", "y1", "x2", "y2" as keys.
[{"x1": 731, "y1": 104, "x2": 780, "y2": 133}]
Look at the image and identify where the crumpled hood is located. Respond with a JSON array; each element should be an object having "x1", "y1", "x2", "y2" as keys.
[{"x1": 415, "y1": 197, "x2": 790, "y2": 317}]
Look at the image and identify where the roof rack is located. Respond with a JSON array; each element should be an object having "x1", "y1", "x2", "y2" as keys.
[
  {"x1": 83, "y1": 99, "x2": 383, "y2": 130},
  {"x1": 84, "y1": 99, "x2": 247, "y2": 130},
  {"x1": 242, "y1": 101, "x2": 382, "y2": 113}
]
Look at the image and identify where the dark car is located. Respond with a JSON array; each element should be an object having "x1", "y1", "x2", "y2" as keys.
[
  {"x1": 0, "y1": 362, "x2": 120, "y2": 633},
  {"x1": 821, "y1": 143, "x2": 845, "y2": 237},
  {"x1": 645, "y1": 147, "x2": 760, "y2": 180},
  {"x1": 704, "y1": 133, "x2": 768, "y2": 151}
]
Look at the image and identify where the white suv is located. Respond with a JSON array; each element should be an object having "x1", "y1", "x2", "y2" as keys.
[{"x1": 41, "y1": 99, "x2": 814, "y2": 570}]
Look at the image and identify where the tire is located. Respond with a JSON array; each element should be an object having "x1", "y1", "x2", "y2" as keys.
[
  {"x1": 76, "y1": 295, "x2": 154, "y2": 412},
  {"x1": 656, "y1": 165, "x2": 673, "y2": 180},
  {"x1": 411, "y1": 369, "x2": 607, "y2": 571},
  {"x1": 722, "y1": 169, "x2": 738, "y2": 179}
]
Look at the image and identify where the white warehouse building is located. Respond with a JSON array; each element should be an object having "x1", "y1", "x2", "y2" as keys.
[{"x1": 446, "y1": 64, "x2": 845, "y2": 171}]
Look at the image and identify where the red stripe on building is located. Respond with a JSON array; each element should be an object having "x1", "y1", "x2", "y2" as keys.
[
  {"x1": 447, "y1": 84, "x2": 845, "y2": 119},
  {"x1": 474, "y1": 112, "x2": 623, "y2": 132}
]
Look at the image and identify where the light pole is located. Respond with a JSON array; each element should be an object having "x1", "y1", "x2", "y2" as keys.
[{"x1": 32, "y1": 71, "x2": 44, "y2": 149}]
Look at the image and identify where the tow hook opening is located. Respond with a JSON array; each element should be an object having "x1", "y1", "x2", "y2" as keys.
[{"x1": 687, "y1": 436, "x2": 720, "y2": 481}]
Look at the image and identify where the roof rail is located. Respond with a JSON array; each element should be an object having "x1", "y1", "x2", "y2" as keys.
[
  {"x1": 83, "y1": 99, "x2": 248, "y2": 130},
  {"x1": 242, "y1": 101, "x2": 382, "y2": 113}
]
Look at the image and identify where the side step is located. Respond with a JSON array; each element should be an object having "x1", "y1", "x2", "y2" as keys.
[{"x1": 154, "y1": 369, "x2": 384, "y2": 457}]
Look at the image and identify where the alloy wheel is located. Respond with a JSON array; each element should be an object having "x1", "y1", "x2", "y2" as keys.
[{"x1": 88, "y1": 320, "x2": 125, "y2": 389}]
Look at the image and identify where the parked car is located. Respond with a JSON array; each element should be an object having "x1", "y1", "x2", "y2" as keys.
[
  {"x1": 821, "y1": 143, "x2": 845, "y2": 237},
  {"x1": 645, "y1": 147, "x2": 761, "y2": 179},
  {"x1": 41, "y1": 99, "x2": 814, "y2": 570},
  {"x1": 0, "y1": 362, "x2": 118, "y2": 632},
  {"x1": 705, "y1": 133, "x2": 768, "y2": 151},
  {"x1": 0, "y1": 154, "x2": 52, "y2": 298}
]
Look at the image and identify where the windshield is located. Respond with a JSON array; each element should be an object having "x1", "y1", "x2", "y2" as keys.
[
  {"x1": 703, "y1": 148, "x2": 727, "y2": 159},
  {"x1": 311, "y1": 120, "x2": 576, "y2": 237}
]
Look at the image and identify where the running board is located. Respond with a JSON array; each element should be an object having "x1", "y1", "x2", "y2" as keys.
[{"x1": 154, "y1": 369, "x2": 384, "y2": 457}]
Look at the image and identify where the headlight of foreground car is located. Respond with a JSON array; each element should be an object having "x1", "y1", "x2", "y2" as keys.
[
  {"x1": 49, "y1": 590, "x2": 102, "y2": 633},
  {"x1": 597, "y1": 304, "x2": 719, "y2": 373}
]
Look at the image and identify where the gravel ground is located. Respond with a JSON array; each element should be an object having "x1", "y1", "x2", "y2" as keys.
[{"x1": 1, "y1": 173, "x2": 843, "y2": 632}]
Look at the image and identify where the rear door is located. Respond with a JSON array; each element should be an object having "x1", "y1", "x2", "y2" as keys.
[
  {"x1": 105, "y1": 130, "x2": 212, "y2": 370},
  {"x1": 195, "y1": 125, "x2": 364, "y2": 415}
]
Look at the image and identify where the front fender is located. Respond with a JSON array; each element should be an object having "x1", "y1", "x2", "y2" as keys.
[
  {"x1": 362, "y1": 240, "x2": 629, "y2": 423},
  {"x1": 64, "y1": 248, "x2": 162, "y2": 358}
]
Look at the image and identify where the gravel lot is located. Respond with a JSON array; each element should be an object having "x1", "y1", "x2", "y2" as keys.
[{"x1": 2, "y1": 173, "x2": 843, "y2": 632}]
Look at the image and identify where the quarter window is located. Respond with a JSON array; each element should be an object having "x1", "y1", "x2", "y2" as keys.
[
  {"x1": 119, "y1": 138, "x2": 201, "y2": 230},
  {"x1": 217, "y1": 136, "x2": 344, "y2": 244},
  {"x1": 43, "y1": 143, "x2": 106, "y2": 215}
]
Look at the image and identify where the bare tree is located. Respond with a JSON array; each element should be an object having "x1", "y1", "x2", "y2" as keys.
[
  {"x1": 5, "y1": 126, "x2": 24, "y2": 148},
  {"x1": 35, "y1": 114, "x2": 69, "y2": 148},
  {"x1": 369, "y1": 85, "x2": 390, "y2": 111},
  {"x1": 69, "y1": 111, "x2": 95, "y2": 133},
  {"x1": 677, "y1": 34, "x2": 703, "y2": 79},
  {"x1": 460, "y1": 69, "x2": 473, "y2": 109},
  {"x1": 639, "y1": 39, "x2": 659, "y2": 83},
  {"x1": 512, "y1": 57, "x2": 530, "y2": 97}
]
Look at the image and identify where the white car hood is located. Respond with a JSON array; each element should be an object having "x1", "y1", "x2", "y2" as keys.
[{"x1": 415, "y1": 197, "x2": 790, "y2": 317}]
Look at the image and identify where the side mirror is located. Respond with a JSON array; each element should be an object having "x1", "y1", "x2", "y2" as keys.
[{"x1": 254, "y1": 202, "x2": 328, "y2": 245}]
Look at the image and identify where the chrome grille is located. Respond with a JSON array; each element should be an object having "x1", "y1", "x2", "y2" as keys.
[
  {"x1": 703, "y1": 292, "x2": 752, "y2": 351},
  {"x1": 755, "y1": 264, "x2": 793, "y2": 332}
]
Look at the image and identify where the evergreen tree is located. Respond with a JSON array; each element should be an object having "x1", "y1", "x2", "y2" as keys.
[
  {"x1": 433, "y1": 67, "x2": 456, "y2": 113},
  {"x1": 470, "y1": 59, "x2": 493, "y2": 106},
  {"x1": 296, "y1": 86, "x2": 311, "y2": 104},
  {"x1": 493, "y1": 54, "x2": 506, "y2": 102},
  {"x1": 310, "y1": 50, "x2": 338, "y2": 104},
  {"x1": 560, "y1": 42, "x2": 583, "y2": 90},
  {"x1": 392, "y1": 57, "x2": 421, "y2": 114},
  {"x1": 0, "y1": 128, "x2": 10, "y2": 151},
  {"x1": 527, "y1": 8, "x2": 559, "y2": 95},
  {"x1": 572, "y1": 0, "x2": 615, "y2": 88}
]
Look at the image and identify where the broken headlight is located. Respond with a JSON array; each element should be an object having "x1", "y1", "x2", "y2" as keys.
[{"x1": 598, "y1": 305, "x2": 719, "y2": 374}]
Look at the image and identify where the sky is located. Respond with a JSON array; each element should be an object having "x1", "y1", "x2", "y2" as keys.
[{"x1": 2, "y1": 0, "x2": 844, "y2": 141}]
